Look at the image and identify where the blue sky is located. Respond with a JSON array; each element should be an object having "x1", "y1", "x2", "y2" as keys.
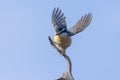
[{"x1": 0, "y1": 0, "x2": 120, "y2": 80}]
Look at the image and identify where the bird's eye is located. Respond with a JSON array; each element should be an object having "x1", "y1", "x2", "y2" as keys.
[{"x1": 58, "y1": 28, "x2": 63, "y2": 31}]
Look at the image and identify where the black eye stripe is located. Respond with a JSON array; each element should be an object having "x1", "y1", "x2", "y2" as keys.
[
  {"x1": 56, "y1": 28, "x2": 64, "y2": 32},
  {"x1": 58, "y1": 28, "x2": 63, "y2": 31}
]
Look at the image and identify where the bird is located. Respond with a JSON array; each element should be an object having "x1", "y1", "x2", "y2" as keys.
[{"x1": 51, "y1": 7, "x2": 92, "y2": 55}]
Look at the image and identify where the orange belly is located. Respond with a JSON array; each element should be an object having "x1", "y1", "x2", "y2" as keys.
[{"x1": 54, "y1": 35, "x2": 71, "y2": 49}]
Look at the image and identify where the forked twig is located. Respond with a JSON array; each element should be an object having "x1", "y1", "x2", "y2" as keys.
[{"x1": 48, "y1": 36, "x2": 62, "y2": 54}]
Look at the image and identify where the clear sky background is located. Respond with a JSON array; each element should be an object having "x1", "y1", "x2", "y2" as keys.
[{"x1": 0, "y1": 0, "x2": 120, "y2": 80}]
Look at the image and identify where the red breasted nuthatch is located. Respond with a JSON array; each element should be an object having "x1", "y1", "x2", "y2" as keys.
[{"x1": 51, "y1": 7, "x2": 92, "y2": 54}]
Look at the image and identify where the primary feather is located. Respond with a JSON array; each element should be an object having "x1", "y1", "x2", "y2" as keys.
[
  {"x1": 68, "y1": 13, "x2": 92, "y2": 36},
  {"x1": 52, "y1": 7, "x2": 67, "y2": 33}
]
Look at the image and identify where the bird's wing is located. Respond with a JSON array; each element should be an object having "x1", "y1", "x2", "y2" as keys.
[
  {"x1": 52, "y1": 7, "x2": 67, "y2": 33},
  {"x1": 68, "y1": 13, "x2": 92, "y2": 36}
]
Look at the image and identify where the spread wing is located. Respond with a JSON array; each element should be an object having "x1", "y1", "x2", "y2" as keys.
[
  {"x1": 68, "y1": 13, "x2": 92, "y2": 36},
  {"x1": 51, "y1": 7, "x2": 67, "y2": 33}
]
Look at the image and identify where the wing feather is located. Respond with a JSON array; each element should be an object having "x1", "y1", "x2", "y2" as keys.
[
  {"x1": 68, "y1": 13, "x2": 92, "y2": 36},
  {"x1": 51, "y1": 7, "x2": 67, "y2": 33}
]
